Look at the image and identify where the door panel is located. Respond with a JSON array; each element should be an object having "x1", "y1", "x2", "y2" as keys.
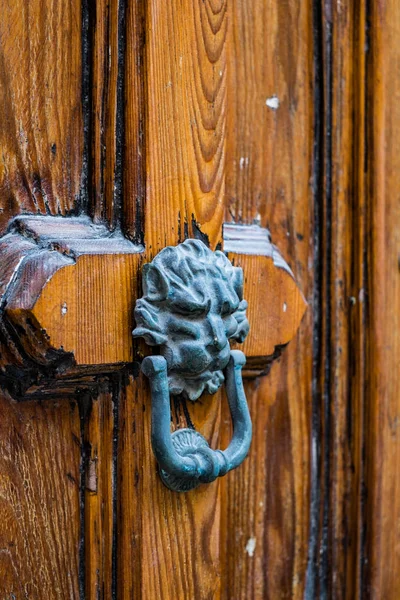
[
  {"x1": 143, "y1": 0, "x2": 227, "y2": 251},
  {"x1": 0, "y1": 0, "x2": 312, "y2": 598},
  {"x1": 0, "y1": 0, "x2": 83, "y2": 231},
  {"x1": 119, "y1": 1, "x2": 313, "y2": 597},
  {"x1": 223, "y1": 1, "x2": 313, "y2": 596},
  {"x1": 0, "y1": 2, "x2": 83, "y2": 598},
  {"x1": 0, "y1": 396, "x2": 81, "y2": 597},
  {"x1": 0, "y1": 1, "x2": 312, "y2": 598},
  {"x1": 364, "y1": 1, "x2": 400, "y2": 596},
  {"x1": 2, "y1": 1, "x2": 398, "y2": 599}
]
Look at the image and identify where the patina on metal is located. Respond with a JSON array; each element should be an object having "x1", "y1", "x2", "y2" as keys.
[
  {"x1": 133, "y1": 239, "x2": 252, "y2": 492},
  {"x1": 141, "y1": 350, "x2": 251, "y2": 491}
]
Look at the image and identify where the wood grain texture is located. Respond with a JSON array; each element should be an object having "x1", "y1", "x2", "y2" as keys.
[
  {"x1": 1, "y1": 0, "x2": 399, "y2": 597},
  {"x1": 117, "y1": 375, "x2": 222, "y2": 600},
  {"x1": 224, "y1": 224, "x2": 307, "y2": 373},
  {"x1": 143, "y1": 0, "x2": 228, "y2": 254},
  {"x1": 116, "y1": 377, "x2": 142, "y2": 599},
  {"x1": 123, "y1": 0, "x2": 146, "y2": 243},
  {"x1": 120, "y1": 2, "x2": 229, "y2": 596},
  {"x1": 219, "y1": 338, "x2": 312, "y2": 600},
  {"x1": 31, "y1": 252, "x2": 140, "y2": 365},
  {"x1": 309, "y1": 1, "x2": 400, "y2": 597},
  {"x1": 363, "y1": 1, "x2": 400, "y2": 596},
  {"x1": 230, "y1": 254, "x2": 306, "y2": 366},
  {"x1": 220, "y1": 349, "x2": 311, "y2": 599},
  {"x1": 90, "y1": 0, "x2": 119, "y2": 229},
  {"x1": 116, "y1": 0, "x2": 313, "y2": 597},
  {"x1": 0, "y1": 4, "x2": 85, "y2": 596},
  {"x1": 83, "y1": 389, "x2": 115, "y2": 599},
  {"x1": 226, "y1": 0, "x2": 312, "y2": 230},
  {"x1": 312, "y1": 2, "x2": 368, "y2": 597},
  {"x1": 0, "y1": 1, "x2": 319, "y2": 598},
  {"x1": 221, "y1": 1, "x2": 314, "y2": 598},
  {"x1": 0, "y1": 395, "x2": 81, "y2": 598},
  {"x1": 0, "y1": 0, "x2": 83, "y2": 233},
  {"x1": 0, "y1": 217, "x2": 143, "y2": 377}
]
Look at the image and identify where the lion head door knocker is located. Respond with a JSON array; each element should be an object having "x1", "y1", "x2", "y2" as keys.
[{"x1": 133, "y1": 239, "x2": 251, "y2": 492}]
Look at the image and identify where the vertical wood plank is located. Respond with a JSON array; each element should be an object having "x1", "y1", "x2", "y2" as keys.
[
  {"x1": 123, "y1": 0, "x2": 146, "y2": 243},
  {"x1": 90, "y1": 0, "x2": 119, "y2": 229},
  {"x1": 116, "y1": 377, "x2": 143, "y2": 600},
  {"x1": 363, "y1": 1, "x2": 400, "y2": 596},
  {"x1": 118, "y1": 375, "x2": 221, "y2": 599},
  {"x1": 143, "y1": 0, "x2": 228, "y2": 253},
  {"x1": 0, "y1": 1, "x2": 85, "y2": 595},
  {"x1": 226, "y1": 0, "x2": 313, "y2": 232},
  {"x1": 83, "y1": 390, "x2": 115, "y2": 599},
  {"x1": 121, "y1": 2, "x2": 229, "y2": 595},
  {"x1": 222, "y1": 1, "x2": 314, "y2": 598},
  {"x1": 0, "y1": 0, "x2": 83, "y2": 233},
  {"x1": 220, "y1": 339, "x2": 312, "y2": 600},
  {"x1": 0, "y1": 396, "x2": 81, "y2": 598},
  {"x1": 316, "y1": 2, "x2": 368, "y2": 596}
]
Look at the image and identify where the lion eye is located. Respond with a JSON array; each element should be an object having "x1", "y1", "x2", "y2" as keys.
[
  {"x1": 220, "y1": 297, "x2": 239, "y2": 317},
  {"x1": 168, "y1": 317, "x2": 199, "y2": 340}
]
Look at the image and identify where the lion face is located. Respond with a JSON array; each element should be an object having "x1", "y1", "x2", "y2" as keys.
[{"x1": 133, "y1": 239, "x2": 249, "y2": 401}]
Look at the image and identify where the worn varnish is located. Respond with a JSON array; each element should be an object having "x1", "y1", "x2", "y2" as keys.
[
  {"x1": 90, "y1": 0, "x2": 120, "y2": 228},
  {"x1": 3, "y1": 0, "x2": 399, "y2": 598},
  {"x1": 0, "y1": 216, "x2": 143, "y2": 389},
  {"x1": 0, "y1": 2, "x2": 84, "y2": 598},
  {"x1": 311, "y1": 2, "x2": 368, "y2": 597},
  {"x1": 226, "y1": 0, "x2": 313, "y2": 232},
  {"x1": 83, "y1": 389, "x2": 115, "y2": 599},
  {"x1": 222, "y1": 1, "x2": 314, "y2": 598},
  {"x1": 0, "y1": 396, "x2": 81, "y2": 598},
  {"x1": 123, "y1": 0, "x2": 146, "y2": 243},
  {"x1": 143, "y1": 0, "x2": 228, "y2": 253},
  {"x1": 364, "y1": 1, "x2": 400, "y2": 596},
  {"x1": 0, "y1": 0, "x2": 83, "y2": 233},
  {"x1": 0, "y1": 0, "x2": 312, "y2": 598}
]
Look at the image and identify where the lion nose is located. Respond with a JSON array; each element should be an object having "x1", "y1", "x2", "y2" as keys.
[{"x1": 207, "y1": 315, "x2": 226, "y2": 350}]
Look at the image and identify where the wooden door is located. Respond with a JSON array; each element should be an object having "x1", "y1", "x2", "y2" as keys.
[{"x1": 0, "y1": 2, "x2": 399, "y2": 599}]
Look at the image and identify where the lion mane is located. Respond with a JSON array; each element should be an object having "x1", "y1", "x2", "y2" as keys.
[{"x1": 133, "y1": 239, "x2": 249, "y2": 399}]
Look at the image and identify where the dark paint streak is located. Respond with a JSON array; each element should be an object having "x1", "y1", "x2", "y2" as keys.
[
  {"x1": 172, "y1": 395, "x2": 196, "y2": 430},
  {"x1": 191, "y1": 216, "x2": 211, "y2": 247},
  {"x1": 97, "y1": 1, "x2": 111, "y2": 223},
  {"x1": 319, "y1": 7, "x2": 333, "y2": 598},
  {"x1": 78, "y1": 391, "x2": 93, "y2": 600},
  {"x1": 80, "y1": 0, "x2": 95, "y2": 215},
  {"x1": 131, "y1": 0, "x2": 147, "y2": 246},
  {"x1": 305, "y1": 1, "x2": 324, "y2": 598},
  {"x1": 111, "y1": 373, "x2": 124, "y2": 600},
  {"x1": 113, "y1": 0, "x2": 127, "y2": 230},
  {"x1": 361, "y1": 0, "x2": 372, "y2": 595},
  {"x1": 344, "y1": 4, "x2": 369, "y2": 597}
]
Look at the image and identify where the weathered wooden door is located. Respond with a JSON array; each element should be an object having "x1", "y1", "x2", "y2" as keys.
[{"x1": 0, "y1": 1, "x2": 399, "y2": 599}]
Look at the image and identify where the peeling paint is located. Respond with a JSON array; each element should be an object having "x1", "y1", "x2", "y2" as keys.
[
  {"x1": 239, "y1": 156, "x2": 249, "y2": 170},
  {"x1": 266, "y1": 95, "x2": 280, "y2": 110},
  {"x1": 245, "y1": 537, "x2": 256, "y2": 557}
]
